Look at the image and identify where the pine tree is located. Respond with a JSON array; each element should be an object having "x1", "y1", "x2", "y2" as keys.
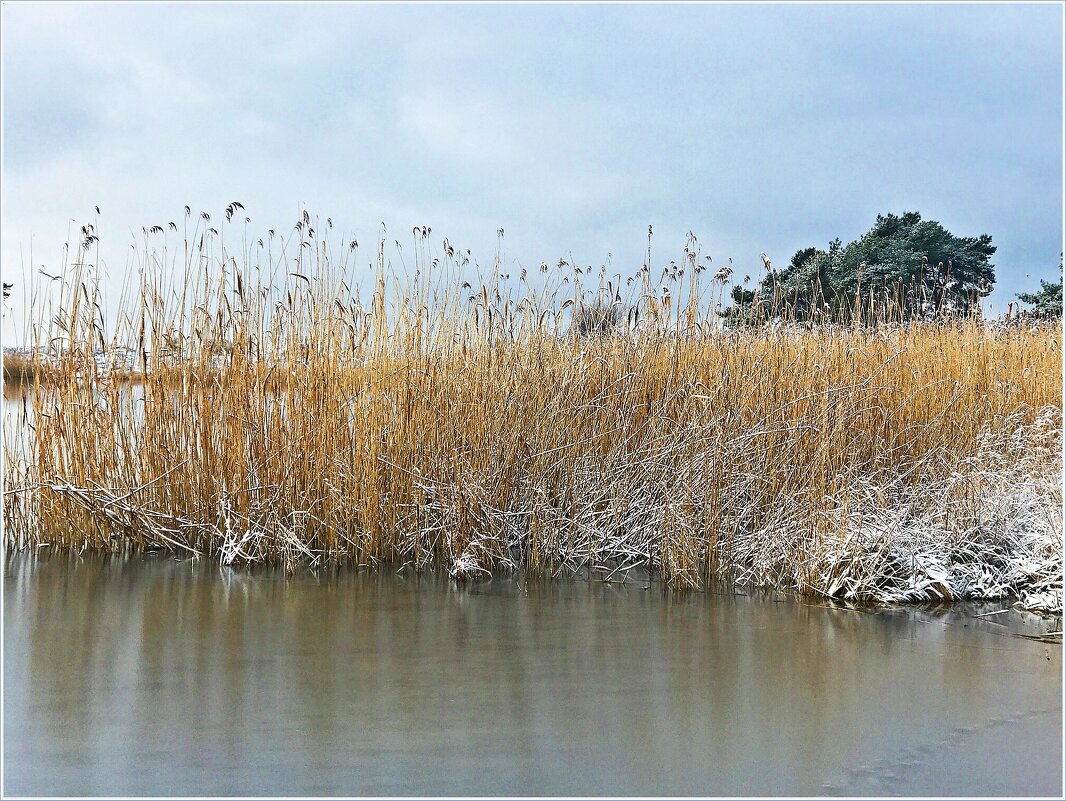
[
  {"x1": 729, "y1": 212, "x2": 997, "y2": 323},
  {"x1": 1017, "y1": 255, "x2": 1063, "y2": 320}
]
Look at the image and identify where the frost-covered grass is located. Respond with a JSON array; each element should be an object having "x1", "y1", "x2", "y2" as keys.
[
  {"x1": 731, "y1": 408, "x2": 1062, "y2": 610},
  {"x1": 3, "y1": 214, "x2": 1062, "y2": 609}
]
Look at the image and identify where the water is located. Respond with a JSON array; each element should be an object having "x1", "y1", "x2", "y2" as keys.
[{"x1": 3, "y1": 552, "x2": 1062, "y2": 796}]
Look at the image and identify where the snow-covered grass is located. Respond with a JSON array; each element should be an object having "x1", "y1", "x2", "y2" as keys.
[
  {"x1": 730, "y1": 408, "x2": 1062, "y2": 610},
  {"x1": 3, "y1": 216, "x2": 1062, "y2": 609}
]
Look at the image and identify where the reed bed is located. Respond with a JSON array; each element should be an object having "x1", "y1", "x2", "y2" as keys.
[
  {"x1": 3, "y1": 351, "x2": 57, "y2": 385},
  {"x1": 3, "y1": 214, "x2": 1062, "y2": 610}
]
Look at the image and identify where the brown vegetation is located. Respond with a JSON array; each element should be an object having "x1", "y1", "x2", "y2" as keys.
[{"x1": 3, "y1": 216, "x2": 1061, "y2": 606}]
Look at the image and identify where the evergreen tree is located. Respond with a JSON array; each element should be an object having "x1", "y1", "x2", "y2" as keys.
[
  {"x1": 729, "y1": 212, "x2": 997, "y2": 323},
  {"x1": 1017, "y1": 255, "x2": 1063, "y2": 320}
]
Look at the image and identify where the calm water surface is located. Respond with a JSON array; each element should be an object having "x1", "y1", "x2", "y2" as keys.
[{"x1": 3, "y1": 552, "x2": 1062, "y2": 796}]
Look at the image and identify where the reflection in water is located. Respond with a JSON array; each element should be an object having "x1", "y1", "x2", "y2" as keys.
[
  {"x1": 4, "y1": 552, "x2": 1062, "y2": 796},
  {"x1": 3, "y1": 384, "x2": 34, "y2": 470}
]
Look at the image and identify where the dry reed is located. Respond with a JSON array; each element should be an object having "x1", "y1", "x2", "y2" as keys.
[{"x1": 3, "y1": 213, "x2": 1062, "y2": 609}]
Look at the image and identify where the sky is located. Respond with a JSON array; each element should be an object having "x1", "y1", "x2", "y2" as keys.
[{"x1": 1, "y1": 2, "x2": 1063, "y2": 341}]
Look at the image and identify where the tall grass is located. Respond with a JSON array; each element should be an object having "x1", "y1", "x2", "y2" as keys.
[{"x1": 3, "y1": 212, "x2": 1062, "y2": 607}]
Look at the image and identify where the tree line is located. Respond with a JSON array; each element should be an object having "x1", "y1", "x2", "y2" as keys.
[{"x1": 725, "y1": 211, "x2": 1061, "y2": 324}]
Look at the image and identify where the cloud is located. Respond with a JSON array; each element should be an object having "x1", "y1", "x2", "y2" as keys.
[{"x1": 1, "y1": 3, "x2": 1062, "y2": 341}]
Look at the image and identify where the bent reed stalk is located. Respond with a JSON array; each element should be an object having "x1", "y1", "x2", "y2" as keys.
[{"x1": 3, "y1": 213, "x2": 1062, "y2": 610}]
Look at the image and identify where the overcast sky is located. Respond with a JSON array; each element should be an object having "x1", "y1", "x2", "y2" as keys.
[{"x1": 2, "y1": 2, "x2": 1063, "y2": 340}]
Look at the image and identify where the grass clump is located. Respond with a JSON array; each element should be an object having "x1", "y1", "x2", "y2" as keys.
[{"x1": 3, "y1": 212, "x2": 1062, "y2": 608}]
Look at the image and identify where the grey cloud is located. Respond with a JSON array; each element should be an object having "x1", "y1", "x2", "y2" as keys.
[{"x1": 1, "y1": 2, "x2": 1061, "y2": 342}]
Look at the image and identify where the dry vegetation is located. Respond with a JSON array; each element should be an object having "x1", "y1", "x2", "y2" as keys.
[
  {"x1": 3, "y1": 351, "x2": 56, "y2": 385},
  {"x1": 3, "y1": 212, "x2": 1062, "y2": 609}
]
